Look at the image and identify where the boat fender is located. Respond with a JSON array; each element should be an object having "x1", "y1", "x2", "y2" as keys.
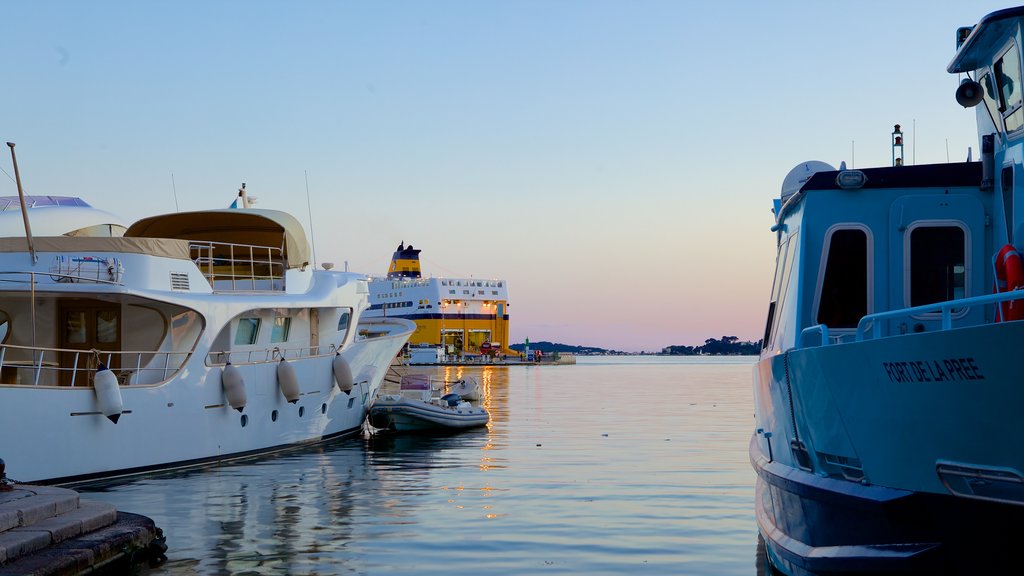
[
  {"x1": 441, "y1": 393, "x2": 461, "y2": 407},
  {"x1": 93, "y1": 362, "x2": 123, "y2": 424},
  {"x1": 278, "y1": 358, "x2": 300, "y2": 404},
  {"x1": 995, "y1": 243, "x2": 1024, "y2": 321},
  {"x1": 332, "y1": 353, "x2": 354, "y2": 393},
  {"x1": 221, "y1": 362, "x2": 247, "y2": 412}
]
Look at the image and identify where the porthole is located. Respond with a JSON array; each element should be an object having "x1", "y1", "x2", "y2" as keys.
[
  {"x1": 271, "y1": 410, "x2": 278, "y2": 422},
  {"x1": 240, "y1": 414, "x2": 248, "y2": 427},
  {"x1": 347, "y1": 397, "x2": 355, "y2": 409},
  {"x1": 298, "y1": 406, "x2": 305, "y2": 418},
  {"x1": 321, "y1": 403, "x2": 327, "y2": 414}
]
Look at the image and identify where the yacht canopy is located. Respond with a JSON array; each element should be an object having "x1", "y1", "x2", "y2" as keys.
[{"x1": 125, "y1": 209, "x2": 311, "y2": 269}]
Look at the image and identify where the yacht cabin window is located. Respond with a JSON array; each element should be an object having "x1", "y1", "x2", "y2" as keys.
[
  {"x1": 235, "y1": 317, "x2": 261, "y2": 345},
  {"x1": 271, "y1": 317, "x2": 291, "y2": 343},
  {"x1": 816, "y1": 228, "x2": 868, "y2": 328},
  {"x1": 337, "y1": 309, "x2": 351, "y2": 332},
  {"x1": 908, "y1": 225, "x2": 966, "y2": 307},
  {"x1": 994, "y1": 42, "x2": 1024, "y2": 133}
]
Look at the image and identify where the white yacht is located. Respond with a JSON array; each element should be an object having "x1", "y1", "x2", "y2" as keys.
[
  {"x1": 754, "y1": 7, "x2": 1024, "y2": 574},
  {"x1": 0, "y1": 182, "x2": 414, "y2": 484}
]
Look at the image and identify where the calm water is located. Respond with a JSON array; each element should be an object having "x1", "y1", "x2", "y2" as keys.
[{"x1": 80, "y1": 356, "x2": 769, "y2": 575}]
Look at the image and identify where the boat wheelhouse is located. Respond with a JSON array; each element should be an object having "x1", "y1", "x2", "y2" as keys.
[
  {"x1": 0, "y1": 183, "x2": 413, "y2": 484},
  {"x1": 365, "y1": 243, "x2": 512, "y2": 357},
  {"x1": 753, "y1": 7, "x2": 1024, "y2": 575}
]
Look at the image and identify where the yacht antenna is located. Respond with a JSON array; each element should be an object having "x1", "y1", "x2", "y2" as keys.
[
  {"x1": 171, "y1": 173, "x2": 180, "y2": 212},
  {"x1": 5, "y1": 143, "x2": 36, "y2": 264},
  {"x1": 304, "y1": 170, "x2": 317, "y2": 269}
]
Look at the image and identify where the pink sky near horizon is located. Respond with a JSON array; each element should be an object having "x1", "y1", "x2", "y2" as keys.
[{"x1": 0, "y1": 1, "x2": 1012, "y2": 351}]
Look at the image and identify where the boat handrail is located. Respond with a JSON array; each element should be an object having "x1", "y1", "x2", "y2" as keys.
[
  {"x1": 0, "y1": 342, "x2": 191, "y2": 387},
  {"x1": 0, "y1": 270, "x2": 123, "y2": 287},
  {"x1": 189, "y1": 241, "x2": 286, "y2": 291},
  {"x1": 798, "y1": 290, "x2": 1024, "y2": 347},
  {"x1": 855, "y1": 289, "x2": 1024, "y2": 341},
  {"x1": 205, "y1": 344, "x2": 339, "y2": 366}
]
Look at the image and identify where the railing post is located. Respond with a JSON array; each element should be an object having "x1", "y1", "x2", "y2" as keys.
[{"x1": 70, "y1": 352, "x2": 79, "y2": 387}]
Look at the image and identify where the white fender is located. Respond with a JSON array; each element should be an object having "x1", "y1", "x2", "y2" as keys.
[
  {"x1": 222, "y1": 362, "x2": 247, "y2": 412},
  {"x1": 332, "y1": 353, "x2": 354, "y2": 393},
  {"x1": 278, "y1": 358, "x2": 300, "y2": 404},
  {"x1": 94, "y1": 363, "x2": 123, "y2": 424}
]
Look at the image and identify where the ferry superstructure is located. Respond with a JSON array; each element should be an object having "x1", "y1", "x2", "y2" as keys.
[
  {"x1": 0, "y1": 175, "x2": 413, "y2": 484},
  {"x1": 364, "y1": 243, "x2": 512, "y2": 356},
  {"x1": 753, "y1": 8, "x2": 1024, "y2": 574}
]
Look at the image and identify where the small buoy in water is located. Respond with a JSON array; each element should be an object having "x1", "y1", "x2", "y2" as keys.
[
  {"x1": 93, "y1": 362, "x2": 123, "y2": 424},
  {"x1": 222, "y1": 362, "x2": 246, "y2": 412},
  {"x1": 278, "y1": 358, "x2": 300, "y2": 404},
  {"x1": 332, "y1": 353, "x2": 354, "y2": 393}
]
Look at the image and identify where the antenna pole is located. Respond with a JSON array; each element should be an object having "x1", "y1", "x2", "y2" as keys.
[
  {"x1": 304, "y1": 170, "x2": 317, "y2": 269},
  {"x1": 171, "y1": 173, "x2": 180, "y2": 212},
  {"x1": 6, "y1": 143, "x2": 36, "y2": 264}
]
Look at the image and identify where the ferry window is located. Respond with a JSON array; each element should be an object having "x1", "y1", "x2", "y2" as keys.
[
  {"x1": 271, "y1": 317, "x2": 291, "y2": 343},
  {"x1": 235, "y1": 317, "x2": 260, "y2": 345},
  {"x1": 995, "y1": 44, "x2": 1024, "y2": 132},
  {"x1": 909, "y1": 226, "x2": 965, "y2": 306},
  {"x1": 982, "y1": 72, "x2": 1002, "y2": 129},
  {"x1": 337, "y1": 310, "x2": 351, "y2": 332},
  {"x1": 817, "y1": 229, "x2": 868, "y2": 328},
  {"x1": 0, "y1": 311, "x2": 9, "y2": 343},
  {"x1": 770, "y1": 233, "x2": 800, "y2": 347}
]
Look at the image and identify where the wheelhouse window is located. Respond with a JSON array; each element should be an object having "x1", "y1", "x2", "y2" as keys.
[
  {"x1": 995, "y1": 42, "x2": 1024, "y2": 132},
  {"x1": 271, "y1": 316, "x2": 291, "y2": 343},
  {"x1": 909, "y1": 225, "x2": 966, "y2": 306},
  {"x1": 816, "y1": 228, "x2": 868, "y2": 328},
  {"x1": 337, "y1": 309, "x2": 352, "y2": 332},
  {"x1": 235, "y1": 317, "x2": 261, "y2": 345}
]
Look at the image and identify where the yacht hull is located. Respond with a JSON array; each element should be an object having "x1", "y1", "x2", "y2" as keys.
[{"x1": 1, "y1": 319, "x2": 413, "y2": 485}]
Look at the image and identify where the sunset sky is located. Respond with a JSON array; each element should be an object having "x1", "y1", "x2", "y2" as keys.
[{"x1": 0, "y1": 1, "x2": 1011, "y2": 351}]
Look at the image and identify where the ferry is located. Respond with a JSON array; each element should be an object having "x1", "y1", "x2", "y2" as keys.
[
  {"x1": 0, "y1": 166, "x2": 414, "y2": 484},
  {"x1": 365, "y1": 242, "x2": 512, "y2": 357},
  {"x1": 753, "y1": 8, "x2": 1024, "y2": 574}
]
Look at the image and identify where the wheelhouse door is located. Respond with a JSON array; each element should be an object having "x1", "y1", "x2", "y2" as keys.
[
  {"x1": 889, "y1": 194, "x2": 987, "y2": 331},
  {"x1": 59, "y1": 301, "x2": 121, "y2": 386}
]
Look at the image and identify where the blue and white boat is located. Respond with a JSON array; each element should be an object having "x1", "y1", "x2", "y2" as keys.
[{"x1": 753, "y1": 7, "x2": 1024, "y2": 574}]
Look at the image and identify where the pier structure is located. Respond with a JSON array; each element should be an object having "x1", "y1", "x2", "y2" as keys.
[{"x1": 0, "y1": 460, "x2": 165, "y2": 575}]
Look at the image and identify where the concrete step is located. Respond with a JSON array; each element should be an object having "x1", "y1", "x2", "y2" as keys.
[
  {"x1": 0, "y1": 486, "x2": 118, "y2": 565},
  {"x1": 0, "y1": 486, "x2": 79, "y2": 534}
]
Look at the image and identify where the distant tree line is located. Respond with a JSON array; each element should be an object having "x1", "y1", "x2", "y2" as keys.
[
  {"x1": 662, "y1": 336, "x2": 762, "y2": 356},
  {"x1": 509, "y1": 341, "x2": 613, "y2": 355}
]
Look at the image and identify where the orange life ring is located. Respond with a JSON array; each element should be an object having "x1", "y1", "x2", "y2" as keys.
[{"x1": 995, "y1": 243, "x2": 1024, "y2": 321}]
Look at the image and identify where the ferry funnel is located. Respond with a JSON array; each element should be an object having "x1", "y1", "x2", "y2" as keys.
[{"x1": 387, "y1": 242, "x2": 422, "y2": 279}]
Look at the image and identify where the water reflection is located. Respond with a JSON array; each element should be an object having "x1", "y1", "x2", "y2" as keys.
[{"x1": 77, "y1": 359, "x2": 763, "y2": 575}]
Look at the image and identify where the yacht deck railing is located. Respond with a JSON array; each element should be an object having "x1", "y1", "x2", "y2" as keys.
[
  {"x1": 190, "y1": 241, "x2": 285, "y2": 291},
  {"x1": 0, "y1": 343, "x2": 191, "y2": 387}
]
